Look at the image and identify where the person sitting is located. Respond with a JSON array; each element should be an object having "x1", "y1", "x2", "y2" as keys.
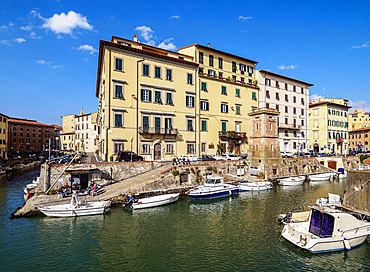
[
  {"x1": 72, "y1": 182, "x2": 80, "y2": 191},
  {"x1": 87, "y1": 181, "x2": 95, "y2": 195},
  {"x1": 57, "y1": 187, "x2": 65, "y2": 198},
  {"x1": 63, "y1": 183, "x2": 70, "y2": 195}
]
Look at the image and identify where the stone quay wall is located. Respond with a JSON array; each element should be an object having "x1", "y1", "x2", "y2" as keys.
[
  {"x1": 344, "y1": 170, "x2": 370, "y2": 212},
  {"x1": 36, "y1": 161, "x2": 162, "y2": 193}
]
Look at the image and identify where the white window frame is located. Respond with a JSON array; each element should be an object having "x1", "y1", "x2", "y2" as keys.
[
  {"x1": 187, "y1": 73, "x2": 193, "y2": 85},
  {"x1": 142, "y1": 144, "x2": 150, "y2": 154},
  {"x1": 113, "y1": 111, "x2": 124, "y2": 127},
  {"x1": 166, "y1": 68, "x2": 173, "y2": 81},
  {"x1": 186, "y1": 95, "x2": 194, "y2": 107},
  {"x1": 142, "y1": 89, "x2": 151, "y2": 102},
  {"x1": 154, "y1": 66, "x2": 161, "y2": 79},
  {"x1": 166, "y1": 144, "x2": 174, "y2": 154},
  {"x1": 114, "y1": 142, "x2": 124, "y2": 154},
  {"x1": 165, "y1": 91, "x2": 173, "y2": 105},
  {"x1": 235, "y1": 123, "x2": 241, "y2": 132},
  {"x1": 186, "y1": 118, "x2": 194, "y2": 131},
  {"x1": 114, "y1": 57, "x2": 123, "y2": 71},
  {"x1": 154, "y1": 89, "x2": 162, "y2": 104},
  {"x1": 201, "y1": 101, "x2": 209, "y2": 111},
  {"x1": 221, "y1": 104, "x2": 228, "y2": 113},
  {"x1": 142, "y1": 63, "x2": 150, "y2": 77},
  {"x1": 142, "y1": 114, "x2": 150, "y2": 128},
  {"x1": 113, "y1": 83, "x2": 124, "y2": 99}
]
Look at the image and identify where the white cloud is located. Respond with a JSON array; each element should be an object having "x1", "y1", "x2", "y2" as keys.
[
  {"x1": 170, "y1": 15, "x2": 180, "y2": 19},
  {"x1": 135, "y1": 25, "x2": 154, "y2": 42},
  {"x1": 239, "y1": 16, "x2": 253, "y2": 21},
  {"x1": 30, "y1": 32, "x2": 42, "y2": 39},
  {"x1": 37, "y1": 60, "x2": 51, "y2": 65},
  {"x1": 53, "y1": 65, "x2": 62, "y2": 69},
  {"x1": 20, "y1": 25, "x2": 33, "y2": 31},
  {"x1": 278, "y1": 64, "x2": 298, "y2": 70},
  {"x1": 76, "y1": 44, "x2": 98, "y2": 54},
  {"x1": 0, "y1": 40, "x2": 10, "y2": 45},
  {"x1": 350, "y1": 42, "x2": 370, "y2": 49},
  {"x1": 14, "y1": 38, "x2": 26, "y2": 43},
  {"x1": 0, "y1": 21, "x2": 14, "y2": 30},
  {"x1": 158, "y1": 41, "x2": 177, "y2": 50},
  {"x1": 310, "y1": 93, "x2": 324, "y2": 101},
  {"x1": 42, "y1": 11, "x2": 93, "y2": 36},
  {"x1": 348, "y1": 100, "x2": 370, "y2": 113}
]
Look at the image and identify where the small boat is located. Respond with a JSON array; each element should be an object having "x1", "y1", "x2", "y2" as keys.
[
  {"x1": 308, "y1": 173, "x2": 333, "y2": 182},
  {"x1": 238, "y1": 181, "x2": 272, "y2": 191},
  {"x1": 316, "y1": 193, "x2": 342, "y2": 208},
  {"x1": 131, "y1": 193, "x2": 180, "y2": 209},
  {"x1": 188, "y1": 176, "x2": 239, "y2": 199},
  {"x1": 277, "y1": 211, "x2": 310, "y2": 224},
  {"x1": 26, "y1": 177, "x2": 40, "y2": 189},
  {"x1": 279, "y1": 176, "x2": 305, "y2": 186},
  {"x1": 37, "y1": 193, "x2": 110, "y2": 217},
  {"x1": 337, "y1": 168, "x2": 347, "y2": 179},
  {"x1": 281, "y1": 205, "x2": 370, "y2": 253}
]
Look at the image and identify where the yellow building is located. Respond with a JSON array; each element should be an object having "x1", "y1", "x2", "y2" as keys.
[
  {"x1": 0, "y1": 113, "x2": 8, "y2": 159},
  {"x1": 96, "y1": 35, "x2": 198, "y2": 161},
  {"x1": 348, "y1": 109, "x2": 370, "y2": 131},
  {"x1": 61, "y1": 114, "x2": 76, "y2": 151},
  {"x1": 309, "y1": 98, "x2": 351, "y2": 155},
  {"x1": 177, "y1": 43, "x2": 259, "y2": 155}
]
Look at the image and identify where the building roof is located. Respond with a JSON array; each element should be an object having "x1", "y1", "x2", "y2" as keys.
[
  {"x1": 349, "y1": 127, "x2": 370, "y2": 133},
  {"x1": 8, "y1": 118, "x2": 60, "y2": 128},
  {"x1": 61, "y1": 131, "x2": 75, "y2": 135},
  {"x1": 257, "y1": 69, "x2": 314, "y2": 86},
  {"x1": 96, "y1": 39, "x2": 199, "y2": 97},
  {"x1": 309, "y1": 101, "x2": 352, "y2": 109},
  {"x1": 177, "y1": 43, "x2": 258, "y2": 65}
]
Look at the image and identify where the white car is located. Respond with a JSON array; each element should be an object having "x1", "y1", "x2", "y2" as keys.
[
  {"x1": 224, "y1": 154, "x2": 241, "y2": 160},
  {"x1": 213, "y1": 155, "x2": 225, "y2": 161},
  {"x1": 281, "y1": 151, "x2": 293, "y2": 157}
]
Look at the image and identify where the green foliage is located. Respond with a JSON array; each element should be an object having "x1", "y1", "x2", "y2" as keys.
[
  {"x1": 206, "y1": 166, "x2": 213, "y2": 171},
  {"x1": 172, "y1": 170, "x2": 179, "y2": 177},
  {"x1": 243, "y1": 161, "x2": 248, "y2": 166},
  {"x1": 48, "y1": 189, "x2": 56, "y2": 195},
  {"x1": 360, "y1": 154, "x2": 370, "y2": 164}
]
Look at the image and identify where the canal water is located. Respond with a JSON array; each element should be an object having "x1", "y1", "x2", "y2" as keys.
[{"x1": 1, "y1": 167, "x2": 370, "y2": 271}]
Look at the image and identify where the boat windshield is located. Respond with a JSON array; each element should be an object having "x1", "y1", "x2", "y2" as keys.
[
  {"x1": 309, "y1": 209, "x2": 335, "y2": 237},
  {"x1": 206, "y1": 178, "x2": 222, "y2": 184}
]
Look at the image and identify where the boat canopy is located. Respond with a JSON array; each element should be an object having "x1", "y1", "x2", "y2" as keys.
[
  {"x1": 309, "y1": 209, "x2": 335, "y2": 238},
  {"x1": 206, "y1": 177, "x2": 223, "y2": 184}
]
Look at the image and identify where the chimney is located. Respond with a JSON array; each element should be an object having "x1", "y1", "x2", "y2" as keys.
[
  {"x1": 134, "y1": 34, "x2": 138, "y2": 42},
  {"x1": 207, "y1": 43, "x2": 210, "y2": 48}
]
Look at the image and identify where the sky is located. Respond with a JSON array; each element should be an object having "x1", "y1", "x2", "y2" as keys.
[{"x1": 1, "y1": 0, "x2": 370, "y2": 125}]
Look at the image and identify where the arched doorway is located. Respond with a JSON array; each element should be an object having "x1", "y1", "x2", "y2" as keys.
[
  {"x1": 313, "y1": 143, "x2": 319, "y2": 153},
  {"x1": 154, "y1": 143, "x2": 161, "y2": 160}
]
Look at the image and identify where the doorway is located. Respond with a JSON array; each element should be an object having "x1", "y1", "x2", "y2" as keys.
[
  {"x1": 328, "y1": 161, "x2": 337, "y2": 170},
  {"x1": 313, "y1": 143, "x2": 319, "y2": 153},
  {"x1": 154, "y1": 143, "x2": 161, "y2": 160}
]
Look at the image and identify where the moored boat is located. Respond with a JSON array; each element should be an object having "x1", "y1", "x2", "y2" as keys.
[
  {"x1": 37, "y1": 193, "x2": 110, "y2": 217},
  {"x1": 238, "y1": 181, "x2": 272, "y2": 191},
  {"x1": 187, "y1": 176, "x2": 238, "y2": 199},
  {"x1": 131, "y1": 193, "x2": 180, "y2": 209},
  {"x1": 337, "y1": 168, "x2": 347, "y2": 179},
  {"x1": 316, "y1": 193, "x2": 342, "y2": 208},
  {"x1": 308, "y1": 173, "x2": 333, "y2": 182},
  {"x1": 281, "y1": 205, "x2": 370, "y2": 253},
  {"x1": 279, "y1": 176, "x2": 305, "y2": 186}
]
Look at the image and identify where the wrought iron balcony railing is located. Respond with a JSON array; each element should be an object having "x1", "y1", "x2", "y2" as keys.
[{"x1": 139, "y1": 127, "x2": 178, "y2": 135}]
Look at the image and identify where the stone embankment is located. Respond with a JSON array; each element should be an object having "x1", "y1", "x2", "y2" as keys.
[{"x1": 13, "y1": 156, "x2": 360, "y2": 217}]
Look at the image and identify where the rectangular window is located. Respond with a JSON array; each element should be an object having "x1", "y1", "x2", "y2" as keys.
[
  {"x1": 232, "y1": 61, "x2": 237, "y2": 73},
  {"x1": 236, "y1": 123, "x2": 241, "y2": 132},
  {"x1": 293, "y1": 96, "x2": 296, "y2": 103},
  {"x1": 166, "y1": 69, "x2": 173, "y2": 81},
  {"x1": 187, "y1": 119, "x2": 194, "y2": 131},
  {"x1": 166, "y1": 92, "x2": 173, "y2": 105},
  {"x1": 114, "y1": 84, "x2": 123, "y2": 98},
  {"x1": 285, "y1": 118, "x2": 288, "y2": 124},
  {"x1": 142, "y1": 63, "x2": 150, "y2": 76},
  {"x1": 285, "y1": 94, "x2": 289, "y2": 102},
  {"x1": 187, "y1": 73, "x2": 193, "y2": 84},
  {"x1": 218, "y1": 57, "x2": 223, "y2": 69},
  {"x1": 201, "y1": 120, "x2": 207, "y2": 131},
  {"x1": 199, "y1": 52, "x2": 204, "y2": 64},
  {"x1": 219, "y1": 72, "x2": 223, "y2": 78},
  {"x1": 199, "y1": 67, "x2": 204, "y2": 73},
  {"x1": 141, "y1": 89, "x2": 152, "y2": 102},
  {"x1": 142, "y1": 144, "x2": 150, "y2": 154},
  {"x1": 276, "y1": 81, "x2": 280, "y2": 88},
  {"x1": 221, "y1": 86, "x2": 227, "y2": 95},
  {"x1": 285, "y1": 106, "x2": 288, "y2": 113},
  {"x1": 301, "y1": 119, "x2": 304, "y2": 126},
  {"x1": 187, "y1": 144, "x2": 195, "y2": 154},
  {"x1": 166, "y1": 144, "x2": 174, "y2": 154},
  {"x1": 232, "y1": 75, "x2": 237, "y2": 82},
  {"x1": 236, "y1": 105, "x2": 241, "y2": 115},
  {"x1": 154, "y1": 90, "x2": 162, "y2": 103},
  {"x1": 114, "y1": 143, "x2": 124, "y2": 154},
  {"x1": 265, "y1": 78, "x2": 270, "y2": 86},
  {"x1": 201, "y1": 143, "x2": 206, "y2": 153},
  {"x1": 236, "y1": 89, "x2": 240, "y2": 97},
  {"x1": 252, "y1": 92, "x2": 257, "y2": 100},
  {"x1": 221, "y1": 104, "x2": 228, "y2": 113},
  {"x1": 266, "y1": 90, "x2": 270, "y2": 98},
  {"x1": 301, "y1": 87, "x2": 304, "y2": 94},
  {"x1": 142, "y1": 116, "x2": 150, "y2": 130},
  {"x1": 266, "y1": 103, "x2": 270, "y2": 109},
  {"x1": 201, "y1": 82, "x2": 207, "y2": 91},
  {"x1": 301, "y1": 109, "x2": 304, "y2": 115},
  {"x1": 293, "y1": 108, "x2": 296, "y2": 114},
  {"x1": 115, "y1": 57, "x2": 123, "y2": 71},
  {"x1": 209, "y1": 55, "x2": 214, "y2": 67},
  {"x1": 276, "y1": 92, "x2": 280, "y2": 100},
  {"x1": 186, "y1": 96, "x2": 194, "y2": 107},
  {"x1": 248, "y1": 66, "x2": 253, "y2": 76},
  {"x1": 293, "y1": 85, "x2": 296, "y2": 92},
  {"x1": 201, "y1": 101, "x2": 209, "y2": 111},
  {"x1": 114, "y1": 113, "x2": 123, "y2": 127},
  {"x1": 276, "y1": 105, "x2": 279, "y2": 111},
  {"x1": 222, "y1": 122, "x2": 227, "y2": 132},
  {"x1": 154, "y1": 66, "x2": 161, "y2": 78}
]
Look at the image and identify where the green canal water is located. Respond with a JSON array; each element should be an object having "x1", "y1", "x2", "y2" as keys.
[{"x1": 1, "y1": 166, "x2": 370, "y2": 271}]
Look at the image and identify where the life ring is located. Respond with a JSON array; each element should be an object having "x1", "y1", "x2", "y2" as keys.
[{"x1": 26, "y1": 193, "x2": 32, "y2": 200}]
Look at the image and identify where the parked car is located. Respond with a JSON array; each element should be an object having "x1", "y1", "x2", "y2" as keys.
[
  {"x1": 199, "y1": 155, "x2": 216, "y2": 161},
  {"x1": 224, "y1": 154, "x2": 241, "y2": 160},
  {"x1": 116, "y1": 151, "x2": 144, "y2": 162},
  {"x1": 240, "y1": 153, "x2": 248, "y2": 159},
  {"x1": 281, "y1": 151, "x2": 293, "y2": 157},
  {"x1": 213, "y1": 155, "x2": 225, "y2": 161}
]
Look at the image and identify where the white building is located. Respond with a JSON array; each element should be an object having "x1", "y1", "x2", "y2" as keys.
[{"x1": 256, "y1": 70, "x2": 313, "y2": 154}]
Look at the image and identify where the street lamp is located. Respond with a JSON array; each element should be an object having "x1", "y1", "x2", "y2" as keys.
[{"x1": 130, "y1": 137, "x2": 133, "y2": 162}]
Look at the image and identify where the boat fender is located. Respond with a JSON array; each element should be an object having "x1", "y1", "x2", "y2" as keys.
[
  {"x1": 343, "y1": 238, "x2": 351, "y2": 250},
  {"x1": 229, "y1": 189, "x2": 232, "y2": 195}
]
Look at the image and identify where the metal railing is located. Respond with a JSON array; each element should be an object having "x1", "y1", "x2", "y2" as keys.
[{"x1": 139, "y1": 127, "x2": 178, "y2": 135}]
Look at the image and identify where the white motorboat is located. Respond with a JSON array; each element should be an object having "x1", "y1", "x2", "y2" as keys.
[
  {"x1": 131, "y1": 193, "x2": 180, "y2": 209},
  {"x1": 316, "y1": 193, "x2": 342, "y2": 208},
  {"x1": 308, "y1": 173, "x2": 333, "y2": 182},
  {"x1": 37, "y1": 193, "x2": 110, "y2": 217},
  {"x1": 281, "y1": 205, "x2": 370, "y2": 253},
  {"x1": 188, "y1": 176, "x2": 239, "y2": 199},
  {"x1": 337, "y1": 168, "x2": 347, "y2": 179},
  {"x1": 279, "y1": 176, "x2": 305, "y2": 186},
  {"x1": 238, "y1": 181, "x2": 273, "y2": 191},
  {"x1": 26, "y1": 177, "x2": 40, "y2": 189}
]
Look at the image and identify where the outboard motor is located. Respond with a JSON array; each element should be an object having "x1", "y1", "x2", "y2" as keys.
[{"x1": 283, "y1": 212, "x2": 292, "y2": 223}]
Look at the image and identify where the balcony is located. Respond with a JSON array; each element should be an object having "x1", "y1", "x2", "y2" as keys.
[
  {"x1": 219, "y1": 131, "x2": 247, "y2": 141},
  {"x1": 278, "y1": 123, "x2": 301, "y2": 130},
  {"x1": 199, "y1": 72, "x2": 258, "y2": 88},
  {"x1": 139, "y1": 127, "x2": 178, "y2": 135}
]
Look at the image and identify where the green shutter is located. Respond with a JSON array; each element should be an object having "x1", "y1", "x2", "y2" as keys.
[
  {"x1": 226, "y1": 105, "x2": 228, "y2": 113},
  {"x1": 202, "y1": 120, "x2": 207, "y2": 131},
  {"x1": 252, "y1": 92, "x2": 257, "y2": 100},
  {"x1": 206, "y1": 102, "x2": 209, "y2": 111},
  {"x1": 148, "y1": 90, "x2": 152, "y2": 102},
  {"x1": 222, "y1": 122, "x2": 226, "y2": 132},
  {"x1": 141, "y1": 89, "x2": 144, "y2": 101},
  {"x1": 191, "y1": 96, "x2": 194, "y2": 107},
  {"x1": 236, "y1": 89, "x2": 240, "y2": 97}
]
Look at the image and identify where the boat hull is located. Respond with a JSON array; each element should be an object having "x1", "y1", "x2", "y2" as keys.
[
  {"x1": 309, "y1": 173, "x2": 333, "y2": 181},
  {"x1": 38, "y1": 203, "x2": 109, "y2": 217},
  {"x1": 132, "y1": 193, "x2": 180, "y2": 209},
  {"x1": 189, "y1": 187, "x2": 238, "y2": 199},
  {"x1": 238, "y1": 182, "x2": 272, "y2": 191},
  {"x1": 279, "y1": 176, "x2": 305, "y2": 186}
]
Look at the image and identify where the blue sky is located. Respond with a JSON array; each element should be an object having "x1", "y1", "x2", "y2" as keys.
[{"x1": 1, "y1": 0, "x2": 370, "y2": 125}]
